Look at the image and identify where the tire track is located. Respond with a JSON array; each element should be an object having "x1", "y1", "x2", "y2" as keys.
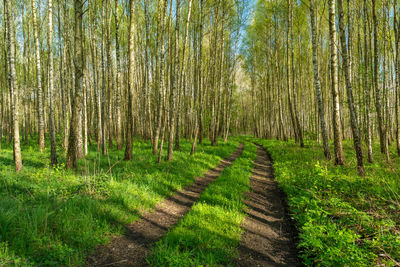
[
  {"x1": 236, "y1": 145, "x2": 301, "y2": 267},
  {"x1": 87, "y1": 143, "x2": 244, "y2": 267}
]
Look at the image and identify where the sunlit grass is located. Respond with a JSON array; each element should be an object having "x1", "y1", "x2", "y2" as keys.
[
  {"x1": 259, "y1": 138, "x2": 400, "y2": 266},
  {"x1": 0, "y1": 136, "x2": 237, "y2": 266},
  {"x1": 149, "y1": 141, "x2": 257, "y2": 266}
]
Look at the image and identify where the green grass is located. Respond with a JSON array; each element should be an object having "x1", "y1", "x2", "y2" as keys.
[
  {"x1": 149, "y1": 140, "x2": 257, "y2": 266},
  {"x1": 0, "y1": 136, "x2": 238, "y2": 266},
  {"x1": 4, "y1": 135, "x2": 397, "y2": 266},
  {"x1": 257, "y1": 138, "x2": 400, "y2": 266}
]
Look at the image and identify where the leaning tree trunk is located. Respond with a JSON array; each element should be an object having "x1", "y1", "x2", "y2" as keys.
[
  {"x1": 287, "y1": 0, "x2": 299, "y2": 144},
  {"x1": 338, "y1": 0, "x2": 365, "y2": 176},
  {"x1": 310, "y1": 0, "x2": 331, "y2": 160}
]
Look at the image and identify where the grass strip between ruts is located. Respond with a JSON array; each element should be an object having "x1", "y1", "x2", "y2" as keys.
[{"x1": 149, "y1": 141, "x2": 257, "y2": 266}]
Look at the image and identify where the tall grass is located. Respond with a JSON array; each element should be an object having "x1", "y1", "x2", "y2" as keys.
[
  {"x1": 259, "y1": 139, "x2": 400, "y2": 266},
  {"x1": 0, "y1": 137, "x2": 237, "y2": 266}
]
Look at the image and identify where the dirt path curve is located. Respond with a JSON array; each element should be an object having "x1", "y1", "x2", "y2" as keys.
[
  {"x1": 236, "y1": 144, "x2": 301, "y2": 267},
  {"x1": 87, "y1": 143, "x2": 244, "y2": 267}
]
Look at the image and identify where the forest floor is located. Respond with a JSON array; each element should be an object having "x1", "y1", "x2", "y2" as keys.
[
  {"x1": 260, "y1": 138, "x2": 400, "y2": 266},
  {"x1": 148, "y1": 141, "x2": 301, "y2": 266},
  {"x1": 87, "y1": 141, "x2": 302, "y2": 266},
  {"x1": 86, "y1": 143, "x2": 244, "y2": 266},
  {"x1": 0, "y1": 137, "x2": 238, "y2": 266},
  {"x1": 3, "y1": 135, "x2": 397, "y2": 266},
  {"x1": 0, "y1": 137, "x2": 303, "y2": 266}
]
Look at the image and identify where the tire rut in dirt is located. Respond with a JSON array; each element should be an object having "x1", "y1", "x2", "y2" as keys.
[
  {"x1": 86, "y1": 143, "x2": 244, "y2": 267},
  {"x1": 235, "y1": 144, "x2": 302, "y2": 267}
]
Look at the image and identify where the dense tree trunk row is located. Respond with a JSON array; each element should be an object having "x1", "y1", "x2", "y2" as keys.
[
  {"x1": 242, "y1": 0, "x2": 400, "y2": 175},
  {"x1": 0, "y1": 0, "x2": 244, "y2": 171},
  {"x1": 3, "y1": 0, "x2": 400, "y2": 176}
]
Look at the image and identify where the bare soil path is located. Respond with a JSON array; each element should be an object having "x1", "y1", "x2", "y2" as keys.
[
  {"x1": 87, "y1": 143, "x2": 244, "y2": 267},
  {"x1": 236, "y1": 145, "x2": 302, "y2": 267}
]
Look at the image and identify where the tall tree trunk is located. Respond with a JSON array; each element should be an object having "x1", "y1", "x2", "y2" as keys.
[
  {"x1": 290, "y1": 0, "x2": 304, "y2": 148},
  {"x1": 66, "y1": 0, "x2": 84, "y2": 169},
  {"x1": 83, "y1": 73, "x2": 88, "y2": 155},
  {"x1": 89, "y1": 0, "x2": 102, "y2": 151},
  {"x1": 101, "y1": 0, "x2": 107, "y2": 155},
  {"x1": 144, "y1": 1, "x2": 153, "y2": 142},
  {"x1": 21, "y1": 4, "x2": 28, "y2": 147},
  {"x1": 198, "y1": 0, "x2": 204, "y2": 145},
  {"x1": 48, "y1": 0, "x2": 58, "y2": 165},
  {"x1": 152, "y1": 0, "x2": 168, "y2": 155},
  {"x1": 0, "y1": 9, "x2": 5, "y2": 152},
  {"x1": 372, "y1": 0, "x2": 390, "y2": 162},
  {"x1": 337, "y1": 0, "x2": 365, "y2": 176},
  {"x1": 363, "y1": 0, "x2": 373, "y2": 163},
  {"x1": 115, "y1": 0, "x2": 123, "y2": 150},
  {"x1": 395, "y1": 0, "x2": 400, "y2": 156},
  {"x1": 58, "y1": 0, "x2": 67, "y2": 151},
  {"x1": 328, "y1": 0, "x2": 345, "y2": 165},
  {"x1": 176, "y1": 0, "x2": 193, "y2": 151},
  {"x1": 124, "y1": 0, "x2": 135, "y2": 161},
  {"x1": 5, "y1": 0, "x2": 23, "y2": 172},
  {"x1": 287, "y1": 0, "x2": 299, "y2": 144},
  {"x1": 156, "y1": 0, "x2": 168, "y2": 158},
  {"x1": 32, "y1": 0, "x2": 45, "y2": 152},
  {"x1": 214, "y1": 6, "x2": 225, "y2": 146},
  {"x1": 209, "y1": 0, "x2": 220, "y2": 146},
  {"x1": 191, "y1": 0, "x2": 200, "y2": 155},
  {"x1": 106, "y1": 2, "x2": 114, "y2": 149},
  {"x1": 310, "y1": 0, "x2": 331, "y2": 160},
  {"x1": 168, "y1": 0, "x2": 180, "y2": 161}
]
